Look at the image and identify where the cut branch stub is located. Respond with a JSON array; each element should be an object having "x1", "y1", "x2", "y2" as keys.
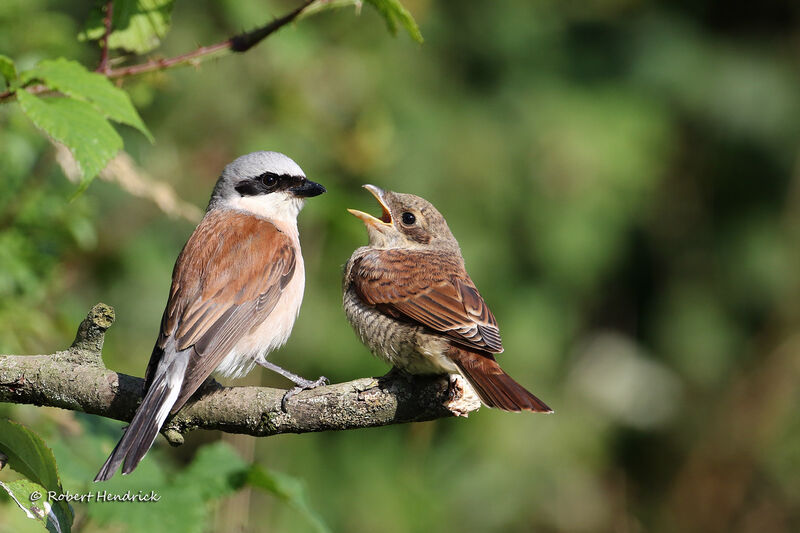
[{"x1": 70, "y1": 303, "x2": 115, "y2": 357}]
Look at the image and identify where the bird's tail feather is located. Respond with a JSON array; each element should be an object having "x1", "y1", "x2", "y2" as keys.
[
  {"x1": 94, "y1": 370, "x2": 182, "y2": 482},
  {"x1": 448, "y1": 347, "x2": 553, "y2": 413}
]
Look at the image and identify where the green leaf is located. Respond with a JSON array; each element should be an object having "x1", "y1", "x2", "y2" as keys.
[
  {"x1": 0, "y1": 479, "x2": 73, "y2": 533},
  {"x1": 172, "y1": 441, "x2": 247, "y2": 500},
  {"x1": 364, "y1": 0, "x2": 423, "y2": 43},
  {"x1": 21, "y1": 58, "x2": 153, "y2": 142},
  {"x1": 0, "y1": 54, "x2": 17, "y2": 86},
  {"x1": 0, "y1": 421, "x2": 73, "y2": 533},
  {"x1": 0, "y1": 420, "x2": 62, "y2": 493},
  {"x1": 300, "y1": 0, "x2": 362, "y2": 19},
  {"x1": 17, "y1": 90, "x2": 122, "y2": 184},
  {"x1": 247, "y1": 464, "x2": 331, "y2": 533},
  {"x1": 89, "y1": 442, "x2": 246, "y2": 533},
  {"x1": 80, "y1": 0, "x2": 175, "y2": 55},
  {"x1": 1, "y1": 479, "x2": 51, "y2": 530}
]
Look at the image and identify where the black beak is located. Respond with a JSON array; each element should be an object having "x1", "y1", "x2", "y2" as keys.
[{"x1": 290, "y1": 179, "x2": 326, "y2": 198}]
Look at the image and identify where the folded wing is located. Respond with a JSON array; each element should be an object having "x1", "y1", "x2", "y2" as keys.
[
  {"x1": 145, "y1": 209, "x2": 296, "y2": 411},
  {"x1": 351, "y1": 249, "x2": 503, "y2": 353}
]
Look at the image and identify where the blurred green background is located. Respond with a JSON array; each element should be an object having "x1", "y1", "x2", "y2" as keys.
[{"x1": 2, "y1": 0, "x2": 800, "y2": 531}]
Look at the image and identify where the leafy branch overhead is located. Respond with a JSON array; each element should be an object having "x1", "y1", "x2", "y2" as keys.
[
  {"x1": 0, "y1": 0, "x2": 422, "y2": 191},
  {"x1": 15, "y1": 59, "x2": 152, "y2": 191}
]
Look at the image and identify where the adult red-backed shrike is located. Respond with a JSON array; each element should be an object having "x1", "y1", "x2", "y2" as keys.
[
  {"x1": 343, "y1": 185, "x2": 552, "y2": 413},
  {"x1": 95, "y1": 151, "x2": 326, "y2": 481}
]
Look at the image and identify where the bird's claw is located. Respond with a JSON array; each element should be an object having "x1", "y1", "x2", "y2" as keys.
[{"x1": 280, "y1": 376, "x2": 329, "y2": 412}]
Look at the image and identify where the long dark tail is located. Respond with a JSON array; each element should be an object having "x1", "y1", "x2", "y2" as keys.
[
  {"x1": 448, "y1": 347, "x2": 553, "y2": 413},
  {"x1": 94, "y1": 371, "x2": 182, "y2": 482}
]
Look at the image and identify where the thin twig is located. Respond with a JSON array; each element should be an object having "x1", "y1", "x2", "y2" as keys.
[
  {"x1": 107, "y1": 0, "x2": 316, "y2": 79},
  {"x1": 96, "y1": 1, "x2": 114, "y2": 75},
  {"x1": 0, "y1": 84, "x2": 50, "y2": 103},
  {"x1": 0, "y1": 0, "x2": 318, "y2": 102},
  {"x1": 230, "y1": 0, "x2": 316, "y2": 52},
  {"x1": 106, "y1": 41, "x2": 232, "y2": 79}
]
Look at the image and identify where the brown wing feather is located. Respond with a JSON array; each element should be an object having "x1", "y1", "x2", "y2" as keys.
[
  {"x1": 145, "y1": 209, "x2": 296, "y2": 411},
  {"x1": 352, "y1": 249, "x2": 503, "y2": 353}
]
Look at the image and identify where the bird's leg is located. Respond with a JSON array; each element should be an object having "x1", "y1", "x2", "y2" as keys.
[
  {"x1": 257, "y1": 360, "x2": 328, "y2": 411},
  {"x1": 258, "y1": 360, "x2": 327, "y2": 388}
]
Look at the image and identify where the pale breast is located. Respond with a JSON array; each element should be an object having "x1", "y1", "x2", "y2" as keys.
[{"x1": 214, "y1": 222, "x2": 305, "y2": 378}]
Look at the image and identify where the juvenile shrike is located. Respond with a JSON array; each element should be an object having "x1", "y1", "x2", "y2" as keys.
[
  {"x1": 95, "y1": 151, "x2": 326, "y2": 481},
  {"x1": 344, "y1": 185, "x2": 552, "y2": 413}
]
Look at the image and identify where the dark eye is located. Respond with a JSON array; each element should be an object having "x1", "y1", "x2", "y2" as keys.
[
  {"x1": 262, "y1": 174, "x2": 278, "y2": 189},
  {"x1": 401, "y1": 212, "x2": 416, "y2": 225}
]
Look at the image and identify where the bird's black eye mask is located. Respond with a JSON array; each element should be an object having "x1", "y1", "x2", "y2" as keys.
[{"x1": 235, "y1": 172, "x2": 305, "y2": 196}]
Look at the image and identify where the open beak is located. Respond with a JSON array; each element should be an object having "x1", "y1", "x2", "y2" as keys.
[{"x1": 347, "y1": 184, "x2": 393, "y2": 228}]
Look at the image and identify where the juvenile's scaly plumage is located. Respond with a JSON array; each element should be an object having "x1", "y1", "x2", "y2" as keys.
[
  {"x1": 343, "y1": 185, "x2": 552, "y2": 413},
  {"x1": 95, "y1": 151, "x2": 326, "y2": 481}
]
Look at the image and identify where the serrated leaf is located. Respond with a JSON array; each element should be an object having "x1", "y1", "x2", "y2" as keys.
[
  {"x1": 21, "y1": 58, "x2": 153, "y2": 142},
  {"x1": 17, "y1": 91, "x2": 122, "y2": 184},
  {"x1": 0, "y1": 54, "x2": 17, "y2": 86},
  {"x1": 0, "y1": 421, "x2": 73, "y2": 533},
  {"x1": 80, "y1": 0, "x2": 175, "y2": 55},
  {"x1": 247, "y1": 464, "x2": 331, "y2": 533},
  {"x1": 364, "y1": 0, "x2": 423, "y2": 43},
  {"x1": 0, "y1": 420, "x2": 62, "y2": 493}
]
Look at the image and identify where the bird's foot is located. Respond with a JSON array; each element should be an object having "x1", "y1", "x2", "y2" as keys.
[
  {"x1": 281, "y1": 375, "x2": 329, "y2": 412},
  {"x1": 256, "y1": 359, "x2": 329, "y2": 412}
]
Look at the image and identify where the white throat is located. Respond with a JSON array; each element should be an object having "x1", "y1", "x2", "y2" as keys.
[{"x1": 224, "y1": 192, "x2": 304, "y2": 237}]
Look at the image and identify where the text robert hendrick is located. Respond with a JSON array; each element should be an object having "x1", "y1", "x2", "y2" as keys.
[{"x1": 44, "y1": 490, "x2": 161, "y2": 503}]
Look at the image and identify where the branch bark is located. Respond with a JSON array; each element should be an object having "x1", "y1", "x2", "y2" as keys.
[{"x1": 0, "y1": 304, "x2": 479, "y2": 445}]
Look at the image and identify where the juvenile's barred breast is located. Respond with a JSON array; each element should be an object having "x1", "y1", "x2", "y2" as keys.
[{"x1": 343, "y1": 247, "x2": 456, "y2": 375}]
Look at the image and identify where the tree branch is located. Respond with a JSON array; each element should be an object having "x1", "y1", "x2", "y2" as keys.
[
  {"x1": 106, "y1": 0, "x2": 317, "y2": 79},
  {"x1": 0, "y1": 304, "x2": 479, "y2": 445},
  {"x1": 0, "y1": 0, "x2": 318, "y2": 102}
]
